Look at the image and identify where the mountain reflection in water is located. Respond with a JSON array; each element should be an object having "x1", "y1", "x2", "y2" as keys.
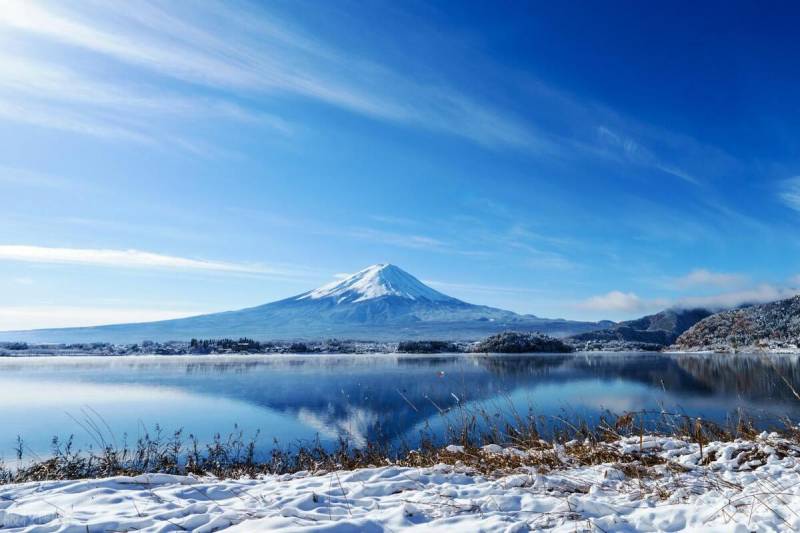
[{"x1": 0, "y1": 352, "x2": 798, "y2": 458}]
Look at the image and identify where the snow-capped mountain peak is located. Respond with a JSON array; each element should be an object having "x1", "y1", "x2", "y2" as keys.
[
  {"x1": 297, "y1": 264, "x2": 457, "y2": 304},
  {"x1": 3, "y1": 262, "x2": 611, "y2": 342}
]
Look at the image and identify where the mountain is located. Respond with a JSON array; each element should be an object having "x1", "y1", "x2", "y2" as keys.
[
  {"x1": 1, "y1": 264, "x2": 610, "y2": 343},
  {"x1": 672, "y1": 295, "x2": 800, "y2": 353},
  {"x1": 568, "y1": 308, "x2": 712, "y2": 350}
]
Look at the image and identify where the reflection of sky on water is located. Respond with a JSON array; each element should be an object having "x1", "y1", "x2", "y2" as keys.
[
  {"x1": 0, "y1": 378, "x2": 320, "y2": 460},
  {"x1": 1, "y1": 352, "x2": 799, "y2": 459}
]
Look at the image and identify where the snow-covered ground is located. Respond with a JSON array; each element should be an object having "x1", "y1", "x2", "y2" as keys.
[{"x1": 2, "y1": 434, "x2": 800, "y2": 532}]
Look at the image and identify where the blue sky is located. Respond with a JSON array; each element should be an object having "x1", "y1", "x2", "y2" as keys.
[{"x1": 1, "y1": 0, "x2": 799, "y2": 329}]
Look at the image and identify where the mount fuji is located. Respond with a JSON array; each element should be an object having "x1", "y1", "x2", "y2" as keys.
[{"x1": 1, "y1": 264, "x2": 611, "y2": 343}]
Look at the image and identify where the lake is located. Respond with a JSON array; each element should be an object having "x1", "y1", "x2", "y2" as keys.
[{"x1": 2, "y1": 351, "x2": 800, "y2": 461}]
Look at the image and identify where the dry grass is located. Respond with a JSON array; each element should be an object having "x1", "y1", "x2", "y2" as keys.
[
  {"x1": 3, "y1": 406, "x2": 800, "y2": 532},
  {"x1": 2, "y1": 401, "x2": 796, "y2": 484}
]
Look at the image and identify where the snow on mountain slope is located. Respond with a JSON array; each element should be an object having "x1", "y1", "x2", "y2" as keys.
[
  {"x1": 298, "y1": 264, "x2": 456, "y2": 303},
  {"x1": 0, "y1": 264, "x2": 609, "y2": 342}
]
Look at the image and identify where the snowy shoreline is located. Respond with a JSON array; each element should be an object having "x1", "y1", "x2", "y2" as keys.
[
  {"x1": 3, "y1": 434, "x2": 800, "y2": 531},
  {"x1": 664, "y1": 347, "x2": 800, "y2": 355},
  {"x1": 2, "y1": 349, "x2": 799, "y2": 361},
  {"x1": 0, "y1": 351, "x2": 598, "y2": 361}
]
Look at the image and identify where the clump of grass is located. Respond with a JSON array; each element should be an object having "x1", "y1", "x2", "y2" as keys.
[
  {"x1": 3, "y1": 401, "x2": 799, "y2": 485},
  {"x1": 2, "y1": 430, "x2": 397, "y2": 483},
  {"x1": 391, "y1": 401, "x2": 779, "y2": 478}
]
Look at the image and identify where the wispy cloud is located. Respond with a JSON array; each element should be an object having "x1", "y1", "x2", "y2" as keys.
[
  {"x1": 779, "y1": 177, "x2": 800, "y2": 212},
  {"x1": 0, "y1": 0, "x2": 542, "y2": 151},
  {"x1": 576, "y1": 283, "x2": 800, "y2": 319},
  {"x1": 595, "y1": 126, "x2": 700, "y2": 185},
  {"x1": 699, "y1": 198, "x2": 772, "y2": 235},
  {"x1": 0, "y1": 0, "x2": 743, "y2": 182},
  {"x1": 342, "y1": 228, "x2": 449, "y2": 251},
  {"x1": 0, "y1": 100, "x2": 152, "y2": 143},
  {"x1": 0, "y1": 165, "x2": 73, "y2": 189},
  {"x1": 0, "y1": 55, "x2": 291, "y2": 132},
  {"x1": 674, "y1": 268, "x2": 748, "y2": 289},
  {"x1": 226, "y1": 208, "x2": 473, "y2": 255},
  {"x1": 0, "y1": 98, "x2": 250, "y2": 158},
  {"x1": 425, "y1": 279, "x2": 550, "y2": 297},
  {"x1": 368, "y1": 214, "x2": 420, "y2": 226},
  {"x1": 0, "y1": 244, "x2": 295, "y2": 276},
  {"x1": 0, "y1": 305, "x2": 204, "y2": 331},
  {"x1": 454, "y1": 220, "x2": 578, "y2": 269}
]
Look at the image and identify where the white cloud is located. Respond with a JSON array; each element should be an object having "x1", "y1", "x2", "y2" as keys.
[
  {"x1": 673, "y1": 285, "x2": 800, "y2": 310},
  {"x1": 674, "y1": 268, "x2": 748, "y2": 289},
  {"x1": 577, "y1": 291, "x2": 660, "y2": 313},
  {"x1": 0, "y1": 245, "x2": 275, "y2": 275},
  {"x1": 576, "y1": 283, "x2": 800, "y2": 320},
  {"x1": 0, "y1": 306, "x2": 202, "y2": 331},
  {"x1": 779, "y1": 177, "x2": 800, "y2": 212}
]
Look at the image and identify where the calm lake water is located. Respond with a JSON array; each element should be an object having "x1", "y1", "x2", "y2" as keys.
[{"x1": 2, "y1": 352, "x2": 800, "y2": 460}]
